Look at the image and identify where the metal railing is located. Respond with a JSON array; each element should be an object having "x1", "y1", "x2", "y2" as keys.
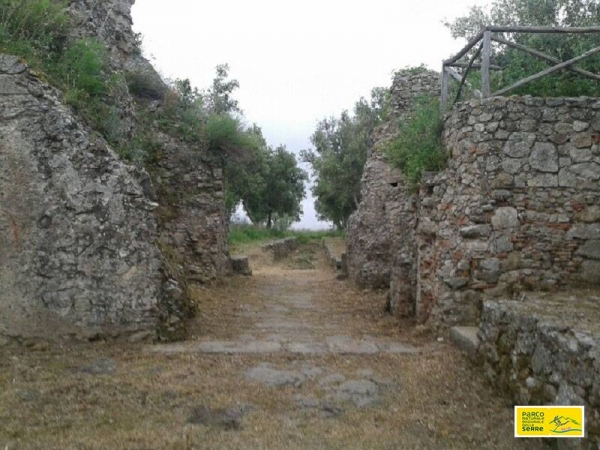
[{"x1": 441, "y1": 26, "x2": 600, "y2": 111}]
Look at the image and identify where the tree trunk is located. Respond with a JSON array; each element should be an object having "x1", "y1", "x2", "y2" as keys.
[{"x1": 266, "y1": 211, "x2": 272, "y2": 229}]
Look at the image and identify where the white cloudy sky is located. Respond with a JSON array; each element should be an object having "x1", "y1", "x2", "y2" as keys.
[{"x1": 132, "y1": 0, "x2": 491, "y2": 229}]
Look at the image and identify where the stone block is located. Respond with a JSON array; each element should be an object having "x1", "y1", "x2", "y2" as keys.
[
  {"x1": 262, "y1": 237, "x2": 300, "y2": 261},
  {"x1": 503, "y1": 140, "x2": 531, "y2": 158},
  {"x1": 576, "y1": 240, "x2": 600, "y2": 260},
  {"x1": 567, "y1": 224, "x2": 600, "y2": 240},
  {"x1": 580, "y1": 260, "x2": 600, "y2": 284},
  {"x1": 459, "y1": 225, "x2": 492, "y2": 239},
  {"x1": 230, "y1": 255, "x2": 252, "y2": 276},
  {"x1": 450, "y1": 326, "x2": 480, "y2": 361},
  {"x1": 530, "y1": 142, "x2": 559, "y2": 173},
  {"x1": 492, "y1": 207, "x2": 519, "y2": 229},
  {"x1": 528, "y1": 173, "x2": 559, "y2": 188},
  {"x1": 571, "y1": 162, "x2": 600, "y2": 180},
  {"x1": 575, "y1": 206, "x2": 600, "y2": 223}
]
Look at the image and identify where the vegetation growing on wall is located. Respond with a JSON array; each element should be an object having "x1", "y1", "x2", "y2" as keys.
[
  {"x1": 446, "y1": 0, "x2": 600, "y2": 97},
  {"x1": 302, "y1": 88, "x2": 389, "y2": 230},
  {"x1": 0, "y1": 0, "x2": 125, "y2": 139},
  {"x1": 190, "y1": 66, "x2": 308, "y2": 228},
  {"x1": 0, "y1": 0, "x2": 70, "y2": 68},
  {"x1": 1, "y1": 2, "x2": 307, "y2": 231},
  {"x1": 383, "y1": 95, "x2": 446, "y2": 187}
]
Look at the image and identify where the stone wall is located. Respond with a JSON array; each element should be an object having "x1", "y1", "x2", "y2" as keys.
[
  {"x1": 0, "y1": 0, "x2": 230, "y2": 342},
  {"x1": 478, "y1": 293, "x2": 600, "y2": 447},
  {"x1": 415, "y1": 97, "x2": 600, "y2": 328},
  {"x1": 346, "y1": 69, "x2": 439, "y2": 290},
  {"x1": 87, "y1": 0, "x2": 231, "y2": 289},
  {"x1": 68, "y1": 0, "x2": 231, "y2": 332},
  {"x1": 153, "y1": 136, "x2": 230, "y2": 285},
  {"x1": 67, "y1": 0, "x2": 139, "y2": 67},
  {"x1": 262, "y1": 237, "x2": 300, "y2": 261},
  {"x1": 0, "y1": 55, "x2": 163, "y2": 340}
]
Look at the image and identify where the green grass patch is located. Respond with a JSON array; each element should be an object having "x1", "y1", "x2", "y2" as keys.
[
  {"x1": 384, "y1": 95, "x2": 446, "y2": 188},
  {"x1": 0, "y1": 0, "x2": 71, "y2": 68},
  {"x1": 228, "y1": 224, "x2": 343, "y2": 246}
]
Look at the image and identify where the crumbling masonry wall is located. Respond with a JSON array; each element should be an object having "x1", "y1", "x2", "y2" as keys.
[
  {"x1": 414, "y1": 97, "x2": 600, "y2": 327},
  {"x1": 478, "y1": 294, "x2": 600, "y2": 448},
  {"x1": 0, "y1": 55, "x2": 163, "y2": 340},
  {"x1": 346, "y1": 70, "x2": 439, "y2": 290},
  {"x1": 0, "y1": 0, "x2": 230, "y2": 342}
]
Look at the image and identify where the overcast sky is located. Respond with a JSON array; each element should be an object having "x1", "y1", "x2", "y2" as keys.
[{"x1": 132, "y1": 0, "x2": 491, "y2": 229}]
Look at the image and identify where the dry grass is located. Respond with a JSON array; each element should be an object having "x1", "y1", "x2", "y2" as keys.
[{"x1": 0, "y1": 243, "x2": 545, "y2": 450}]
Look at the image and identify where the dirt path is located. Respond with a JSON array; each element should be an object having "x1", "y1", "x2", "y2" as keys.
[{"x1": 0, "y1": 241, "x2": 543, "y2": 449}]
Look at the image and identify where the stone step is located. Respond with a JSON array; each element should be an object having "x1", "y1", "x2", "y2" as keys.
[
  {"x1": 449, "y1": 326, "x2": 479, "y2": 361},
  {"x1": 148, "y1": 338, "x2": 420, "y2": 356}
]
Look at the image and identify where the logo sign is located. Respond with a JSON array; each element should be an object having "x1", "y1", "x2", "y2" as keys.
[{"x1": 515, "y1": 406, "x2": 585, "y2": 438}]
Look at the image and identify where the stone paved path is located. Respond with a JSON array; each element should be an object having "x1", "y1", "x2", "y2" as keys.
[
  {"x1": 150, "y1": 262, "x2": 419, "y2": 356},
  {"x1": 1, "y1": 240, "x2": 545, "y2": 449},
  {"x1": 153, "y1": 242, "x2": 419, "y2": 356},
  {"x1": 146, "y1": 240, "x2": 543, "y2": 449}
]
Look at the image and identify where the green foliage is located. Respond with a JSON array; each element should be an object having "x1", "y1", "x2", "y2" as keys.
[
  {"x1": 59, "y1": 38, "x2": 108, "y2": 103},
  {"x1": 0, "y1": 1, "x2": 127, "y2": 139},
  {"x1": 228, "y1": 223, "x2": 343, "y2": 246},
  {"x1": 222, "y1": 124, "x2": 268, "y2": 215},
  {"x1": 205, "y1": 113, "x2": 248, "y2": 153},
  {"x1": 156, "y1": 78, "x2": 205, "y2": 143},
  {"x1": 395, "y1": 64, "x2": 430, "y2": 76},
  {"x1": 0, "y1": 0, "x2": 110, "y2": 106},
  {"x1": 384, "y1": 96, "x2": 446, "y2": 187},
  {"x1": 241, "y1": 145, "x2": 308, "y2": 229},
  {"x1": 117, "y1": 134, "x2": 162, "y2": 166},
  {"x1": 0, "y1": 0, "x2": 70, "y2": 66},
  {"x1": 203, "y1": 63, "x2": 241, "y2": 115},
  {"x1": 1, "y1": 4, "x2": 306, "y2": 225},
  {"x1": 152, "y1": 69, "x2": 306, "y2": 229},
  {"x1": 446, "y1": 0, "x2": 600, "y2": 98},
  {"x1": 302, "y1": 87, "x2": 389, "y2": 229}
]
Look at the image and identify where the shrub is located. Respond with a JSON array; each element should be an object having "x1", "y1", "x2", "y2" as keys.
[
  {"x1": 155, "y1": 79, "x2": 205, "y2": 143},
  {"x1": 384, "y1": 95, "x2": 446, "y2": 187},
  {"x1": 117, "y1": 135, "x2": 162, "y2": 166},
  {"x1": 58, "y1": 38, "x2": 108, "y2": 103},
  {"x1": 206, "y1": 113, "x2": 250, "y2": 153},
  {"x1": 0, "y1": 0, "x2": 70, "y2": 66}
]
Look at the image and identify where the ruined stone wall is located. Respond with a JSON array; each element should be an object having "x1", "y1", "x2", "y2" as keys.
[
  {"x1": 68, "y1": 0, "x2": 231, "y2": 314},
  {"x1": 153, "y1": 137, "x2": 230, "y2": 286},
  {"x1": 67, "y1": 0, "x2": 139, "y2": 66},
  {"x1": 346, "y1": 69, "x2": 439, "y2": 290},
  {"x1": 0, "y1": 55, "x2": 163, "y2": 340},
  {"x1": 0, "y1": 0, "x2": 230, "y2": 342},
  {"x1": 478, "y1": 294, "x2": 600, "y2": 448},
  {"x1": 416, "y1": 97, "x2": 600, "y2": 328}
]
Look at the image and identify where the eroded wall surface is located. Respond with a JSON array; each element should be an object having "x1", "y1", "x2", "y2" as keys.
[
  {"x1": 0, "y1": 0, "x2": 230, "y2": 342},
  {"x1": 418, "y1": 97, "x2": 600, "y2": 327},
  {"x1": 346, "y1": 70, "x2": 439, "y2": 291},
  {"x1": 0, "y1": 55, "x2": 163, "y2": 340}
]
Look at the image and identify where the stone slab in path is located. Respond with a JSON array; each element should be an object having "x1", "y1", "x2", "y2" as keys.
[
  {"x1": 149, "y1": 338, "x2": 419, "y2": 356},
  {"x1": 449, "y1": 326, "x2": 479, "y2": 361}
]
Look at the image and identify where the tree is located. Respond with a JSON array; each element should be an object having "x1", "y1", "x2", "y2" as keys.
[
  {"x1": 221, "y1": 123, "x2": 267, "y2": 217},
  {"x1": 203, "y1": 63, "x2": 241, "y2": 115},
  {"x1": 446, "y1": 0, "x2": 600, "y2": 97},
  {"x1": 243, "y1": 145, "x2": 307, "y2": 229},
  {"x1": 164, "y1": 66, "x2": 308, "y2": 228},
  {"x1": 302, "y1": 87, "x2": 389, "y2": 229}
]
